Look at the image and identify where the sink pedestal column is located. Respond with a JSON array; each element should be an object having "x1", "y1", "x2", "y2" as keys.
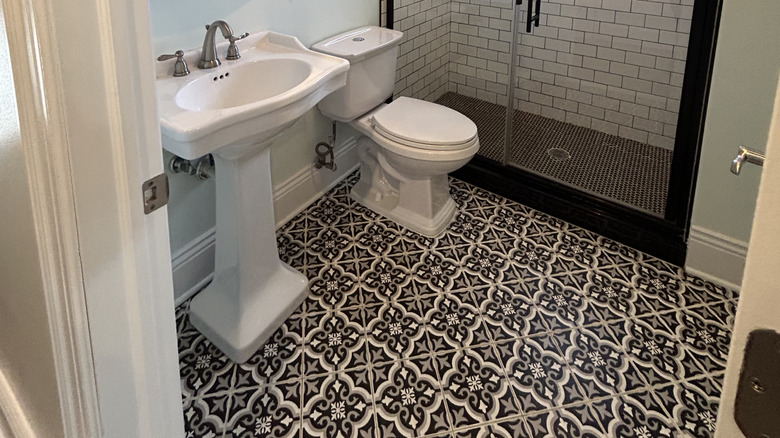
[{"x1": 189, "y1": 142, "x2": 308, "y2": 364}]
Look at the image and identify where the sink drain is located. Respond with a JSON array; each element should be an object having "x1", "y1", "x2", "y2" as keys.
[{"x1": 547, "y1": 147, "x2": 571, "y2": 162}]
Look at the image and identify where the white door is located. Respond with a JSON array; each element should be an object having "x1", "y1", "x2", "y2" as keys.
[
  {"x1": 1, "y1": 0, "x2": 183, "y2": 435},
  {"x1": 715, "y1": 78, "x2": 780, "y2": 435}
]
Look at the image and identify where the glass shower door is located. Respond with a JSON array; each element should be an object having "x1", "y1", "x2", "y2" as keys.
[
  {"x1": 435, "y1": 0, "x2": 516, "y2": 163},
  {"x1": 507, "y1": 0, "x2": 693, "y2": 216}
]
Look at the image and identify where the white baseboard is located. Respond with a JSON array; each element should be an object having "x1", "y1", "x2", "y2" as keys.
[
  {"x1": 273, "y1": 137, "x2": 359, "y2": 227},
  {"x1": 685, "y1": 225, "x2": 748, "y2": 291},
  {"x1": 172, "y1": 137, "x2": 359, "y2": 305},
  {"x1": 171, "y1": 227, "x2": 215, "y2": 306}
]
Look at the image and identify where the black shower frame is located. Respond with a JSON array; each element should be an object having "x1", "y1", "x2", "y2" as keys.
[{"x1": 384, "y1": 0, "x2": 723, "y2": 265}]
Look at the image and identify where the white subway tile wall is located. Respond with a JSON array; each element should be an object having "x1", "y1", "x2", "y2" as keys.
[
  {"x1": 393, "y1": 0, "x2": 452, "y2": 102},
  {"x1": 392, "y1": 0, "x2": 693, "y2": 150}
]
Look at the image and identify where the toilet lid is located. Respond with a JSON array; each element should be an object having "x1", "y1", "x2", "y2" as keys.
[{"x1": 371, "y1": 97, "x2": 478, "y2": 150}]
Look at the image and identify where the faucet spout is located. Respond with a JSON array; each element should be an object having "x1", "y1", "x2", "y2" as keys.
[{"x1": 198, "y1": 20, "x2": 234, "y2": 69}]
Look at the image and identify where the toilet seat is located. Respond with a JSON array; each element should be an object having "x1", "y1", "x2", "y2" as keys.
[{"x1": 371, "y1": 97, "x2": 477, "y2": 151}]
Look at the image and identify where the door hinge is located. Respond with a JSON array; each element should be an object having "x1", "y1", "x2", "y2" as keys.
[{"x1": 142, "y1": 173, "x2": 169, "y2": 214}]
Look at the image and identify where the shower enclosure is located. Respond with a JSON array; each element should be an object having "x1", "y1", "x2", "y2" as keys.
[{"x1": 385, "y1": 0, "x2": 721, "y2": 263}]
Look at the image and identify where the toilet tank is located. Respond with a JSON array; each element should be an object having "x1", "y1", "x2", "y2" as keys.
[{"x1": 312, "y1": 26, "x2": 403, "y2": 121}]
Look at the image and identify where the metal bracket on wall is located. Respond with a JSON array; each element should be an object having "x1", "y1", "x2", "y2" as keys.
[{"x1": 734, "y1": 329, "x2": 780, "y2": 438}]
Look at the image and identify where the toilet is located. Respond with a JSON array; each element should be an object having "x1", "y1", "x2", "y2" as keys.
[{"x1": 313, "y1": 26, "x2": 479, "y2": 236}]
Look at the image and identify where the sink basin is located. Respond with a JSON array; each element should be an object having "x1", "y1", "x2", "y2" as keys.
[
  {"x1": 155, "y1": 31, "x2": 349, "y2": 159},
  {"x1": 154, "y1": 30, "x2": 349, "y2": 364},
  {"x1": 175, "y1": 58, "x2": 313, "y2": 112}
]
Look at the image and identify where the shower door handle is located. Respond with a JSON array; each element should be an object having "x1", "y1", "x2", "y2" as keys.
[{"x1": 526, "y1": 0, "x2": 541, "y2": 33}]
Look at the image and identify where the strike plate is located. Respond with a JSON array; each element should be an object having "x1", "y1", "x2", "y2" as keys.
[
  {"x1": 142, "y1": 173, "x2": 169, "y2": 214},
  {"x1": 735, "y1": 329, "x2": 780, "y2": 438}
]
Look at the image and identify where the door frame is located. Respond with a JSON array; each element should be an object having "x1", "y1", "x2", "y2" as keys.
[
  {"x1": 385, "y1": 0, "x2": 723, "y2": 265},
  {"x1": 1, "y1": 0, "x2": 183, "y2": 434}
]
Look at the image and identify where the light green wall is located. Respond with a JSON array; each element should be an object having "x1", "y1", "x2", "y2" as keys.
[
  {"x1": 691, "y1": 0, "x2": 780, "y2": 242},
  {"x1": 149, "y1": 0, "x2": 378, "y2": 55},
  {"x1": 150, "y1": 1, "x2": 378, "y2": 253}
]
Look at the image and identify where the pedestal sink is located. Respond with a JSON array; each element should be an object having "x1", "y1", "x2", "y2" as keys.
[{"x1": 156, "y1": 31, "x2": 349, "y2": 363}]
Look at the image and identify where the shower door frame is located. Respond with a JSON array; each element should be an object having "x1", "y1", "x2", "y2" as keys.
[{"x1": 383, "y1": 0, "x2": 722, "y2": 265}]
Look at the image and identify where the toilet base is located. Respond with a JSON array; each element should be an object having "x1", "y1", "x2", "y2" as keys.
[{"x1": 350, "y1": 171, "x2": 458, "y2": 237}]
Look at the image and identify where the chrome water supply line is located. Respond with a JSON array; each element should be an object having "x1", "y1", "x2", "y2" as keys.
[{"x1": 314, "y1": 122, "x2": 337, "y2": 171}]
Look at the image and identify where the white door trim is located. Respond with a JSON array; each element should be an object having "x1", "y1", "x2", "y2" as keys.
[
  {"x1": 1, "y1": 0, "x2": 183, "y2": 434},
  {"x1": 1, "y1": 0, "x2": 101, "y2": 435}
]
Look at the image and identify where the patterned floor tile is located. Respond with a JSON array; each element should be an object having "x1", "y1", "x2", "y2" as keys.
[
  {"x1": 304, "y1": 262, "x2": 361, "y2": 313},
  {"x1": 444, "y1": 211, "x2": 496, "y2": 247},
  {"x1": 582, "y1": 269, "x2": 652, "y2": 322},
  {"x1": 178, "y1": 171, "x2": 738, "y2": 438},
  {"x1": 184, "y1": 393, "x2": 230, "y2": 438},
  {"x1": 420, "y1": 291, "x2": 492, "y2": 352},
  {"x1": 360, "y1": 257, "x2": 413, "y2": 302},
  {"x1": 237, "y1": 317, "x2": 304, "y2": 387},
  {"x1": 632, "y1": 263, "x2": 687, "y2": 310},
  {"x1": 497, "y1": 334, "x2": 586, "y2": 413},
  {"x1": 455, "y1": 417, "x2": 530, "y2": 438},
  {"x1": 303, "y1": 309, "x2": 368, "y2": 375},
  {"x1": 224, "y1": 381, "x2": 301, "y2": 438},
  {"x1": 608, "y1": 315, "x2": 705, "y2": 387},
  {"x1": 302, "y1": 368, "x2": 374, "y2": 438},
  {"x1": 458, "y1": 243, "x2": 522, "y2": 285},
  {"x1": 434, "y1": 345, "x2": 519, "y2": 427},
  {"x1": 552, "y1": 231, "x2": 600, "y2": 271},
  {"x1": 661, "y1": 307, "x2": 731, "y2": 374},
  {"x1": 179, "y1": 328, "x2": 236, "y2": 399},
  {"x1": 365, "y1": 300, "x2": 430, "y2": 363},
  {"x1": 306, "y1": 226, "x2": 356, "y2": 266},
  {"x1": 530, "y1": 277, "x2": 602, "y2": 331},
  {"x1": 706, "y1": 300, "x2": 737, "y2": 328},
  {"x1": 306, "y1": 196, "x2": 352, "y2": 230},
  {"x1": 373, "y1": 356, "x2": 450, "y2": 437},
  {"x1": 352, "y1": 220, "x2": 404, "y2": 260},
  {"x1": 591, "y1": 389, "x2": 677, "y2": 437},
  {"x1": 504, "y1": 237, "x2": 558, "y2": 279},
  {"x1": 472, "y1": 284, "x2": 548, "y2": 341},
  {"x1": 412, "y1": 249, "x2": 464, "y2": 293},
  {"x1": 524, "y1": 404, "x2": 605, "y2": 438},
  {"x1": 652, "y1": 379, "x2": 720, "y2": 438},
  {"x1": 552, "y1": 325, "x2": 645, "y2": 399}
]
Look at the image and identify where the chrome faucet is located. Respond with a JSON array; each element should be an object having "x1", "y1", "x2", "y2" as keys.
[{"x1": 198, "y1": 20, "x2": 248, "y2": 69}]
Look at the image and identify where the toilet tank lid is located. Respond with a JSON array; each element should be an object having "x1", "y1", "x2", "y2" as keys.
[
  {"x1": 311, "y1": 26, "x2": 403, "y2": 62},
  {"x1": 372, "y1": 97, "x2": 478, "y2": 147}
]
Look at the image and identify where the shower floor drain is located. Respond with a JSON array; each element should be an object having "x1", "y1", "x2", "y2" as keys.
[{"x1": 547, "y1": 147, "x2": 571, "y2": 162}]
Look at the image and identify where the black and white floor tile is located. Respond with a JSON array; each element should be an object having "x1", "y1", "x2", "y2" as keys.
[{"x1": 178, "y1": 172, "x2": 737, "y2": 437}]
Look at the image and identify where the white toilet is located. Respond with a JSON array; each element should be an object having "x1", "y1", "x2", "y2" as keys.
[{"x1": 313, "y1": 26, "x2": 479, "y2": 236}]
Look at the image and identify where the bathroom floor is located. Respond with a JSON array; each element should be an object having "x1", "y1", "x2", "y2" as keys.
[
  {"x1": 436, "y1": 92, "x2": 673, "y2": 216},
  {"x1": 177, "y1": 172, "x2": 735, "y2": 438}
]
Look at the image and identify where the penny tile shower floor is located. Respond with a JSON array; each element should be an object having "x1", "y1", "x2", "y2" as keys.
[{"x1": 178, "y1": 173, "x2": 736, "y2": 438}]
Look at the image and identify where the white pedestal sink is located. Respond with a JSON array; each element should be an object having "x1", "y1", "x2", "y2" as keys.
[{"x1": 155, "y1": 31, "x2": 349, "y2": 363}]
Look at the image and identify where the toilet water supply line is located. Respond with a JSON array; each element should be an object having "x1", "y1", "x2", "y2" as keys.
[{"x1": 314, "y1": 121, "x2": 337, "y2": 171}]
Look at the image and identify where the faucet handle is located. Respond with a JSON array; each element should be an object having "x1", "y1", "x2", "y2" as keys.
[
  {"x1": 157, "y1": 50, "x2": 189, "y2": 77},
  {"x1": 226, "y1": 32, "x2": 249, "y2": 61}
]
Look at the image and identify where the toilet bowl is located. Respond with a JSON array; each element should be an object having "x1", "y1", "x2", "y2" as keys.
[{"x1": 313, "y1": 26, "x2": 479, "y2": 236}]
